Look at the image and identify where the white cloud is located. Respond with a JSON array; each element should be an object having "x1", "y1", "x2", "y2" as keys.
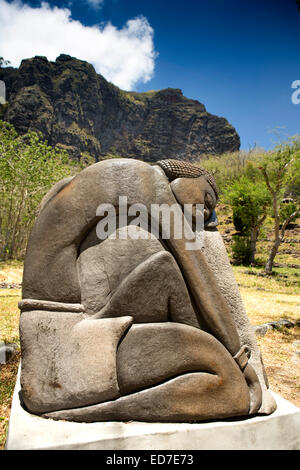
[{"x1": 0, "y1": 0, "x2": 157, "y2": 90}]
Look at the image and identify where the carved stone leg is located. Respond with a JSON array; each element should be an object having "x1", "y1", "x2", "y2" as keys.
[
  {"x1": 93, "y1": 251, "x2": 200, "y2": 329},
  {"x1": 43, "y1": 322, "x2": 250, "y2": 423},
  {"x1": 19, "y1": 310, "x2": 133, "y2": 414}
]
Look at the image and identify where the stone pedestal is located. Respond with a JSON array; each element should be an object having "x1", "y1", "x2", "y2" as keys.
[{"x1": 5, "y1": 368, "x2": 300, "y2": 450}]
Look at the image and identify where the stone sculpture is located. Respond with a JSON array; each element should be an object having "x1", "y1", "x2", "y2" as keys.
[{"x1": 19, "y1": 158, "x2": 277, "y2": 422}]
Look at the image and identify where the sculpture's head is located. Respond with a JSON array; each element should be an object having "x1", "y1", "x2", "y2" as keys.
[{"x1": 156, "y1": 159, "x2": 219, "y2": 225}]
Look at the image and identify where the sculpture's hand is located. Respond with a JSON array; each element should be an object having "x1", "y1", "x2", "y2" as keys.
[{"x1": 234, "y1": 345, "x2": 262, "y2": 414}]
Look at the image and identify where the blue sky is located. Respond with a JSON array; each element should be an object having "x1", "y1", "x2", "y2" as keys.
[{"x1": 1, "y1": 0, "x2": 300, "y2": 150}]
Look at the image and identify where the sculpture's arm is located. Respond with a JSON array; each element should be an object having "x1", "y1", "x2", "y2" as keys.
[{"x1": 165, "y1": 214, "x2": 241, "y2": 357}]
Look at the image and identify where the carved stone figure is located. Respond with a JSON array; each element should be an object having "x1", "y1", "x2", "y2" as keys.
[{"x1": 19, "y1": 158, "x2": 276, "y2": 422}]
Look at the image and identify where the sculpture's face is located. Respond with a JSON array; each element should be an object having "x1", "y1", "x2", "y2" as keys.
[{"x1": 170, "y1": 176, "x2": 217, "y2": 223}]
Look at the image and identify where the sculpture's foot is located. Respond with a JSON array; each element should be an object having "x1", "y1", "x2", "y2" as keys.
[
  {"x1": 258, "y1": 389, "x2": 277, "y2": 415},
  {"x1": 42, "y1": 371, "x2": 249, "y2": 423}
]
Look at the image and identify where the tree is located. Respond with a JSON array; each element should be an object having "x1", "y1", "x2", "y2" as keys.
[
  {"x1": 224, "y1": 175, "x2": 271, "y2": 265},
  {"x1": 0, "y1": 120, "x2": 79, "y2": 259},
  {"x1": 258, "y1": 137, "x2": 300, "y2": 274}
]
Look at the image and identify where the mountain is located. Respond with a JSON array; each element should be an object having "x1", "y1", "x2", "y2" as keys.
[{"x1": 0, "y1": 55, "x2": 240, "y2": 162}]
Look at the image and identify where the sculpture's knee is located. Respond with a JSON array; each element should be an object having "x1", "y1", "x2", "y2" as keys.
[
  {"x1": 152, "y1": 250, "x2": 180, "y2": 275},
  {"x1": 94, "y1": 249, "x2": 194, "y2": 324}
]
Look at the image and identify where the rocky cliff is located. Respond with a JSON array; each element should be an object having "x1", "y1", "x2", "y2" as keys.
[{"x1": 0, "y1": 55, "x2": 240, "y2": 162}]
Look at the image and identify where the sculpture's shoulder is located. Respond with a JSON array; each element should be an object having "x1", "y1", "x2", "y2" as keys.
[
  {"x1": 75, "y1": 158, "x2": 168, "y2": 202},
  {"x1": 81, "y1": 158, "x2": 156, "y2": 177},
  {"x1": 39, "y1": 176, "x2": 75, "y2": 214}
]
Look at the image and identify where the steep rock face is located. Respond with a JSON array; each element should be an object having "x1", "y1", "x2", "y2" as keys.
[{"x1": 0, "y1": 55, "x2": 240, "y2": 161}]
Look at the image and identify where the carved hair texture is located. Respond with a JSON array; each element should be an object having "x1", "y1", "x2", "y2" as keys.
[{"x1": 157, "y1": 159, "x2": 219, "y2": 200}]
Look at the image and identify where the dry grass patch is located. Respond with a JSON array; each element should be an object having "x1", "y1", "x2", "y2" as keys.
[
  {"x1": 233, "y1": 265, "x2": 299, "y2": 295},
  {"x1": 0, "y1": 261, "x2": 23, "y2": 285},
  {"x1": 0, "y1": 289, "x2": 21, "y2": 345},
  {"x1": 0, "y1": 285, "x2": 21, "y2": 449},
  {"x1": 257, "y1": 328, "x2": 300, "y2": 407},
  {"x1": 0, "y1": 352, "x2": 20, "y2": 450},
  {"x1": 239, "y1": 288, "x2": 300, "y2": 325}
]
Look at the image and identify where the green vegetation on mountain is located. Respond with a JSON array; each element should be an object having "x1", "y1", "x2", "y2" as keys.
[{"x1": 0, "y1": 54, "x2": 240, "y2": 162}]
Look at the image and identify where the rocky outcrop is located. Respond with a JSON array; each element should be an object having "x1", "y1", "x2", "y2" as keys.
[{"x1": 0, "y1": 55, "x2": 240, "y2": 162}]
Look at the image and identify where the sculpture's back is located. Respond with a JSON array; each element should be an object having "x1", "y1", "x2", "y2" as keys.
[{"x1": 19, "y1": 158, "x2": 276, "y2": 422}]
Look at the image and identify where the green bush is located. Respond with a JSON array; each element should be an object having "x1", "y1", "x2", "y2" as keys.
[
  {"x1": 279, "y1": 201, "x2": 298, "y2": 225},
  {"x1": 231, "y1": 235, "x2": 252, "y2": 265}
]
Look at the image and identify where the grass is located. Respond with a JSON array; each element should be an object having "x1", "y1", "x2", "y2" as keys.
[
  {"x1": 0, "y1": 289, "x2": 21, "y2": 346},
  {"x1": 0, "y1": 221, "x2": 299, "y2": 448},
  {"x1": 240, "y1": 287, "x2": 300, "y2": 325},
  {"x1": 0, "y1": 352, "x2": 20, "y2": 449},
  {"x1": 233, "y1": 264, "x2": 300, "y2": 325},
  {"x1": 234, "y1": 264, "x2": 299, "y2": 294},
  {"x1": 0, "y1": 260, "x2": 22, "y2": 449},
  {"x1": 0, "y1": 277, "x2": 21, "y2": 450},
  {"x1": 0, "y1": 260, "x2": 23, "y2": 286},
  {"x1": 256, "y1": 329, "x2": 300, "y2": 407}
]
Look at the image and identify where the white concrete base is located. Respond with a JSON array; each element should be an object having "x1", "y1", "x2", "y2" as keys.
[{"x1": 5, "y1": 368, "x2": 300, "y2": 450}]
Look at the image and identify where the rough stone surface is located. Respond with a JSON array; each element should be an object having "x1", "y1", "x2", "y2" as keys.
[
  {"x1": 116, "y1": 323, "x2": 246, "y2": 397},
  {"x1": 0, "y1": 55, "x2": 240, "y2": 161},
  {"x1": 0, "y1": 343, "x2": 18, "y2": 364},
  {"x1": 5, "y1": 370, "x2": 300, "y2": 450},
  {"x1": 253, "y1": 319, "x2": 296, "y2": 337},
  {"x1": 253, "y1": 324, "x2": 272, "y2": 337},
  {"x1": 78, "y1": 226, "x2": 166, "y2": 316},
  {"x1": 20, "y1": 311, "x2": 132, "y2": 413}
]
